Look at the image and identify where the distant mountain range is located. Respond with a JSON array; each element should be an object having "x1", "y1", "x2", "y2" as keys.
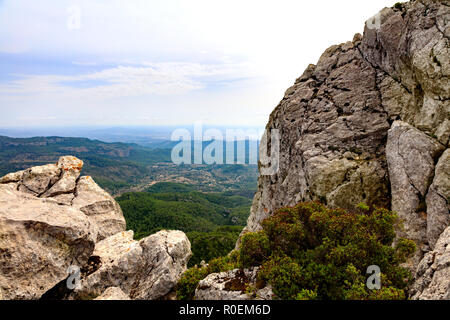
[
  {"x1": 0, "y1": 134, "x2": 258, "y2": 267},
  {"x1": 0, "y1": 135, "x2": 258, "y2": 196}
]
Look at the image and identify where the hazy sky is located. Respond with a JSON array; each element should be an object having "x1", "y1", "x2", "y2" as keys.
[{"x1": 0, "y1": 0, "x2": 399, "y2": 128}]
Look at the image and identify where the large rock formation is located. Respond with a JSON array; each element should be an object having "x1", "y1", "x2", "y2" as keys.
[
  {"x1": 94, "y1": 287, "x2": 131, "y2": 300},
  {"x1": 386, "y1": 120, "x2": 446, "y2": 267},
  {"x1": 410, "y1": 226, "x2": 450, "y2": 300},
  {"x1": 74, "y1": 230, "x2": 191, "y2": 300},
  {"x1": 241, "y1": 0, "x2": 449, "y2": 299},
  {"x1": 0, "y1": 157, "x2": 191, "y2": 300}
]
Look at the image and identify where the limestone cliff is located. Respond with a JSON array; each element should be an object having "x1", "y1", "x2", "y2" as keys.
[
  {"x1": 0, "y1": 156, "x2": 192, "y2": 300},
  {"x1": 241, "y1": 0, "x2": 449, "y2": 299}
]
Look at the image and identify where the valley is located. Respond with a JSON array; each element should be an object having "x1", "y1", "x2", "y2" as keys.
[{"x1": 0, "y1": 135, "x2": 258, "y2": 267}]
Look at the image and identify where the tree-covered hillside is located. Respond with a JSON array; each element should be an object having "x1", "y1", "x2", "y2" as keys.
[
  {"x1": 0, "y1": 135, "x2": 171, "y2": 193},
  {"x1": 116, "y1": 182, "x2": 252, "y2": 266},
  {"x1": 0, "y1": 136, "x2": 258, "y2": 196}
]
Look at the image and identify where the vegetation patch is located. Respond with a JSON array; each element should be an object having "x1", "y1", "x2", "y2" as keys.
[
  {"x1": 176, "y1": 252, "x2": 239, "y2": 300},
  {"x1": 176, "y1": 202, "x2": 416, "y2": 300}
]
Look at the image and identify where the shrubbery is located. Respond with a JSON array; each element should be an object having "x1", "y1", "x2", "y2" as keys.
[
  {"x1": 176, "y1": 252, "x2": 239, "y2": 300},
  {"x1": 242, "y1": 202, "x2": 415, "y2": 300},
  {"x1": 176, "y1": 202, "x2": 416, "y2": 300}
]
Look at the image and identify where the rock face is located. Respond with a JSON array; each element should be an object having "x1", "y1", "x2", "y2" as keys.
[
  {"x1": 74, "y1": 230, "x2": 191, "y2": 300},
  {"x1": 0, "y1": 156, "x2": 113, "y2": 300},
  {"x1": 410, "y1": 226, "x2": 450, "y2": 300},
  {"x1": 0, "y1": 157, "x2": 191, "y2": 300},
  {"x1": 241, "y1": 0, "x2": 449, "y2": 299},
  {"x1": 386, "y1": 121, "x2": 445, "y2": 267},
  {"x1": 194, "y1": 268, "x2": 273, "y2": 300},
  {"x1": 0, "y1": 182, "x2": 97, "y2": 300},
  {"x1": 94, "y1": 287, "x2": 131, "y2": 300},
  {"x1": 72, "y1": 176, "x2": 126, "y2": 241}
]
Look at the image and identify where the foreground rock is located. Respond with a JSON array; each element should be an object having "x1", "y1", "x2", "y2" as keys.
[
  {"x1": 94, "y1": 287, "x2": 130, "y2": 300},
  {"x1": 0, "y1": 183, "x2": 97, "y2": 300},
  {"x1": 410, "y1": 227, "x2": 450, "y2": 300},
  {"x1": 239, "y1": 0, "x2": 449, "y2": 299},
  {"x1": 0, "y1": 156, "x2": 126, "y2": 299},
  {"x1": 72, "y1": 176, "x2": 126, "y2": 241},
  {"x1": 75, "y1": 230, "x2": 192, "y2": 300},
  {"x1": 195, "y1": 268, "x2": 273, "y2": 300}
]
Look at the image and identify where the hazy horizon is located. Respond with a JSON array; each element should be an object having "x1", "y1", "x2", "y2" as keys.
[{"x1": 0, "y1": 124, "x2": 267, "y2": 143}]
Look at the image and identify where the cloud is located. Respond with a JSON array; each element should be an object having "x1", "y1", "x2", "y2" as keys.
[
  {"x1": 0, "y1": 61, "x2": 257, "y2": 99},
  {"x1": 71, "y1": 61, "x2": 97, "y2": 66}
]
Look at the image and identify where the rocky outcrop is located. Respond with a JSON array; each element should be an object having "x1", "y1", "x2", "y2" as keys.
[
  {"x1": 0, "y1": 157, "x2": 191, "y2": 300},
  {"x1": 426, "y1": 149, "x2": 450, "y2": 248},
  {"x1": 94, "y1": 287, "x2": 131, "y2": 300},
  {"x1": 0, "y1": 156, "x2": 114, "y2": 300},
  {"x1": 0, "y1": 182, "x2": 97, "y2": 300},
  {"x1": 410, "y1": 226, "x2": 450, "y2": 300},
  {"x1": 240, "y1": 0, "x2": 449, "y2": 299},
  {"x1": 74, "y1": 230, "x2": 191, "y2": 300},
  {"x1": 72, "y1": 176, "x2": 126, "y2": 241},
  {"x1": 194, "y1": 268, "x2": 273, "y2": 300},
  {"x1": 386, "y1": 121, "x2": 445, "y2": 267}
]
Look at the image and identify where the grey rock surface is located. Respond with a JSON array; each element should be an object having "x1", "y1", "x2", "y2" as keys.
[
  {"x1": 75, "y1": 230, "x2": 192, "y2": 300},
  {"x1": 94, "y1": 287, "x2": 131, "y2": 300},
  {"x1": 426, "y1": 149, "x2": 450, "y2": 249},
  {"x1": 72, "y1": 176, "x2": 126, "y2": 241},
  {"x1": 0, "y1": 182, "x2": 97, "y2": 300},
  {"x1": 386, "y1": 121, "x2": 445, "y2": 268},
  {"x1": 0, "y1": 156, "x2": 126, "y2": 300},
  {"x1": 410, "y1": 226, "x2": 450, "y2": 300},
  {"x1": 239, "y1": 0, "x2": 449, "y2": 299},
  {"x1": 195, "y1": 268, "x2": 273, "y2": 300}
]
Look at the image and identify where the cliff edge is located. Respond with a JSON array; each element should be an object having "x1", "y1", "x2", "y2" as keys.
[
  {"x1": 0, "y1": 156, "x2": 191, "y2": 300},
  {"x1": 242, "y1": 0, "x2": 449, "y2": 299}
]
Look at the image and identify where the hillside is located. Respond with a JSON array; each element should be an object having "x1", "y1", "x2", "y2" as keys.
[
  {"x1": 116, "y1": 182, "x2": 252, "y2": 266},
  {"x1": 0, "y1": 135, "x2": 258, "y2": 195}
]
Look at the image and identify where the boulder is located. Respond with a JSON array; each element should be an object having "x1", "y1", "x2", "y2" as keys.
[
  {"x1": 195, "y1": 268, "x2": 273, "y2": 300},
  {"x1": 0, "y1": 183, "x2": 97, "y2": 300},
  {"x1": 0, "y1": 156, "x2": 126, "y2": 300},
  {"x1": 72, "y1": 176, "x2": 126, "y2": 241},
  {"x1": 94, "y1": 287, "x2": 130, "y2": 300},
  {"x1": 410, "y1": 226, "x2": 450, "y2": 300},
  {"x1": 75, "y1": 230, "x2": 192, "y2": 300},
  {"x1": 386, "y1": 121, "x2": 445, "y2": 267}
]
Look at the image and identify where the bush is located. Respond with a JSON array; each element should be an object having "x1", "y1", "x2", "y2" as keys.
[
  {"x1": 240, "y1": 202, "x2": 415, "y2": 300},
  {"x1": 176, "y1": 253, "x2": 239, "y2": 300},
  {"x1": 239, "y1": 231, "x2": 270, "y2": 268}
]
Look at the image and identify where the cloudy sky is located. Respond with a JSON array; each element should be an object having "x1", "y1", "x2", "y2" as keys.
[{"x1": 0, "y1": 0, "x2": 398, "y2": 128}]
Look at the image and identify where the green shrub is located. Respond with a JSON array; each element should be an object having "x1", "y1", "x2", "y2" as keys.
[
  {"x1": 175, "y1": 266, "x2": 210, "y2": 301},
  {"x1": 176, "y1": 253, "x2": 239, "y2": 300},
  {"x1": 240, "y1": 202, "x2": 415, "y2": 300},
  {"x1": 239, "y1": 231, "x2": 270, "y2": 268}
]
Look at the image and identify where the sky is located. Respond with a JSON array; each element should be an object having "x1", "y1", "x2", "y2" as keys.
[{"x1": 0, "y1": 0, "x2": 399, "y2": 129}]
